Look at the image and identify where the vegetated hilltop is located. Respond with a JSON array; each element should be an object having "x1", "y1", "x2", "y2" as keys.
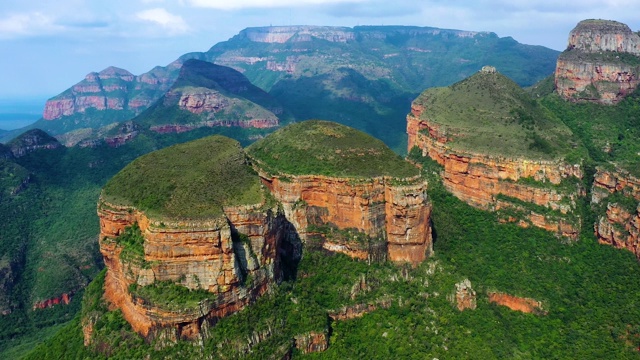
[
  {"x1": 408, "y1": 66, "x2": 586, "y2": 238},
  {"x1": 83, "y1": 121, "x2": 432, "y2": 352},
  {"x1": 555, "y1": 19, "x2": 640, "y2": 104},
  {"x1": 248, "y1": 120, "x2": 432, "y2": 264}
]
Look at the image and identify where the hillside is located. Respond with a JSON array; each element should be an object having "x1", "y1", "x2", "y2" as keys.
[
  {"x1": 102, "y1": 135, "x2": 263, "y2": 219},
  {"x1": 247, "y1": 120, "x2": 418, "y2": 178}
]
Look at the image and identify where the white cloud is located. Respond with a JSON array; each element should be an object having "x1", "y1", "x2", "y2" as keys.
[
  {"x1": 188, "y1": 0, "x2": 365, "y2": 10},
  {"x1": 136, "y1": 8, "x2": 190, "y2": 34},
  {"x1": 0, "y1": 12, "x2": 61, "y2": 38}
]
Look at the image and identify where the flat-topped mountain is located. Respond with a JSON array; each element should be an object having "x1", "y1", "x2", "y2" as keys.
[
  {"x1": 95, "y1": 121, "x2": 433, "y2": 345},
  {"x1": 408, "y1": 67, "x2": 585, "y2": 238},
  {"x1": 556, "y1": 19, "x2": 640, "y2": 104}
]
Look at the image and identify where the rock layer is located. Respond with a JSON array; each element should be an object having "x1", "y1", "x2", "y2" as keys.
[
  {"x1": 488, "y1": 292, "x2": 546, "y2": 315},
  {"x1": 555, "y1": 20, "x2": 640, "y2": 104},
  {"x1": 407, "y1": 104, "x2": 583, "y2": 238},
  {"x1": 257, "y1": 171, "x2": 433, "y2": 265},
  {"x1": 98, "y1": 199, "x2": 294, "y2": 341},
  {"x1": 592, "y1": 167, "x2": 640, "y2": 258}
]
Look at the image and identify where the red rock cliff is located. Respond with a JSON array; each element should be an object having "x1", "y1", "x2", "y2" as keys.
[
  {"x1": 256, "y1": 170, "x2": 432, "y2": 266},
  {"x1": 592, "y1": 167, "x2": 640, "y2": 258},
  {"x1": 408, "y1": 104, "x2": 583, "y2": 239},
  {"x1": 97, "y1": 199, "x2": 292, "y2": 341},
  {"x1": 555, "y1": 20, "x2": 640, "y2": 104}
]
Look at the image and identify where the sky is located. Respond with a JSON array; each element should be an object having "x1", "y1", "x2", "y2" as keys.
[{"x1": 0, "y1": 0, "x2": 639, "y2": 101}]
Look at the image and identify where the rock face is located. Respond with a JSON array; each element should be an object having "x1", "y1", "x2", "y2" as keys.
[
  {"x1": 8, "y1": 129, "x2": 61, "y2": 158},
  {"x1": 32, "y1": 293, "x2": 71, "y2": 310},
  {"x1": 239, "y1": 26, "x2": 356, "y2": 44},
  {"x1": 592, "y1": 167, "x2": 640, "y2": 258},
  {"x1": 407, "y1": 102, "x2": 583, "y2": 239},
  {"x1": 488, "y1": 292, "x2": 546, "y2": 315},
  {"x1": 555, "y1": 20, "x2": 640, "y2": 104},
  {"x1": 98, "y1": 200, "x2": 294, "y2": 341},
  {"x1": 454, "y1": 279, "x2": 476, "y2": 311},
  {"x1": 256, "y1": 172, "x2": 432, "y2": 265},
  {"x1": 43, "y1": 65, "x2": 177, "y2": 121}
]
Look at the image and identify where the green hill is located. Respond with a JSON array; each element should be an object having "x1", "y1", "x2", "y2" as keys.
[
  {"x1": 247, "y1": 120, "x2": 418, "y2": 178},
  {"x1": 414, "y1": 68, "x2": 582, "y2": 160},
  {"x1": 102, "y1": 135, "x2": 262, "y2": 219}
]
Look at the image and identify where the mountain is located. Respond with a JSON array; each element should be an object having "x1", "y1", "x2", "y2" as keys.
[
  {"x1": 85, "y1": 121, "x2": 431, "y2": 351},
  {"x1": 3, "y1": 25, "x2": 559, "y2": 154},
  {"x1": 130, "y1": 59, "x2": 291, "y2": 136},
  {"x1": 206, "y1": 25, "x2": 560, "y2": 152},
  {"x1": 555, "y1": 19, "x2": 640, "y2": 104}
]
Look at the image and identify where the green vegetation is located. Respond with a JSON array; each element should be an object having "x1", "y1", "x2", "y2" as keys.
[
  {"x1": 541, "y1": 89, "x2": 640, "y2": 177},
  {"x1": 102, "y1": 135, "x2": 263, "y2": 219},
  {"x1": 129, "y1": 281, "x2": 212, "y2": 311},
  {"x1": 0, "y1": 125, "x2": 270, "y2": 357},
  {"x1": 415, "y1": 71, "x2": 581, "y2": 159},
  {"x1": 247, "y1": 120, "x2": 419, "y2": 178},
  {"x1": 26, "y1": 160, "x2": 640, "y2": 358}
]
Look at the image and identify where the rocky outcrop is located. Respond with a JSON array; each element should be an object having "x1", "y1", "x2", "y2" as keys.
[
  {"x1": 240, "y1": 26, "x2": 355, "y2": 44},
  {"x1": 453, "y1": 279, "x2": 476, "y2": 311},
  {"x1": 592, "y1": 167, "x2": 640, "y2": 204},
  {"x1": 328, "y1": 298, "x2": 392, "y2": 321},
  {"x1": 407, "y1": 105, "x2": 583, "y2": 238},
  {"x1": 488, "y1": 292, "x2": 547, "y2": 315},
  {"x1": 256, "y1": 171, "x2": 433, "y2": 265},
  {"x1": 555, "y1": 20, "x2": 640, "y2": 104},
  {"x1": 43, "y1": 64, "x2": 178, "y2": 121},
  {"x1": 294, "y1": 331, "x2": 329, "y2": 354},
  {"x1": 592, "y1": 167, "x2": 640, "y2": 259},
  {"x1": 32, "y1": 292, "x2": 71, "y2": 310},
  {"x1": 8, "y1": 129, "x2": 61, "y2": 158},
  {"x1": 595, "y1": 203, "x2": 640, "y2": 255},
  {"x1": 98, "y1": 199, "x2": 296, "y2": 341}
]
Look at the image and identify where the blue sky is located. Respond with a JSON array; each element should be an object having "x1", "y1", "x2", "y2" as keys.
[{"x1": 0, "y1": 0, "x2": 639, "y2": 100}]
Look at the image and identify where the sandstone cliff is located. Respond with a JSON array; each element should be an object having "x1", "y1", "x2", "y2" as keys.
[
  {"x1": 407, "y1": 73, "x2": 584, "y2": 239},
  {"x1": 256, "y1": 171, "x2": 432, "y2": 265},
  {"x1": 7, "y1": 129, "x2": 61, "y2": 158},
  {"x1": 247, "y1": 120, "x2": 433, "y2": 265},
  {"x1": 98, "y1": 199, "x2": 292, "y2": 341},
  {"x1": 43, "y1": 65, "x2": 178, "y2": 121},
  {"x1": 592, "y1": 167, "x2": 640, "y2": 258},
  {"x1": 555, "y1": 20, "x2": 640, "y2": 104}
]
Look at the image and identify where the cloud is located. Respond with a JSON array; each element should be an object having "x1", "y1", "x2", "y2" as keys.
[
  {"x1": 188, "y1": 0, "x2": 366, "y2": 11},
  {"x1": 136, "y1": 8, "x2": 190, "y2": 34},
  {"x1": 0, "y1": 12, "x2": 61, "y2": 38}
]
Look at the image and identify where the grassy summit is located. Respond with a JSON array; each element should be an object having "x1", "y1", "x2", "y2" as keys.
[
  {"x1": 415, "y1": 69, "x2": 581, "y2": 160},
  {"x1": 247, "y1": 120, "x2": 419, "y2": 178},
  {"x1": 102, "y1": 135, "x2": 262, "y2": 219}
]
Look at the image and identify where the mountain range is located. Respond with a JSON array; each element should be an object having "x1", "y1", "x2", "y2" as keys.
[{"x1": 2, "y1": 19, "x2": 640, "y2": 359}]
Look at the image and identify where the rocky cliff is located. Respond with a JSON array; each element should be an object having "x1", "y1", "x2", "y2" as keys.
[
  {"x1": 592, "y1": 167, "x2": 640, "y2": 258},
  {"x1": 7, "y1": 129, "x2": 61, "y2": 158},
  {"x1": 98, "y1": 200, "x2": 290, "y2": 341},
  {"x1": 43, "y1": 65, "x2": 178, "y2": 121},
  {"x1": 257, "y1": 172, "x2": 432, "y2": 265},
  {"x1": 408, "y1": 70, "x2": 584, "y2": 238},
  {"x1": 555, "y1": 20, "x2": 640, "y2": 104},
  {"x1": 95, "y1": 135, "x2": 300, "y2": 342},
  {"x1": 247, "y1": 120, "x2": 433, "y2": 265}
]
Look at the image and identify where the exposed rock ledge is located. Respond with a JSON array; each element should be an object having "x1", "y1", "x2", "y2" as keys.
[
  {"x1": 255, "y1": 169, "x2": 433, "y2": 266},
  {"x1": 407, "y1": 104, "x2": 583, "y2": 239},
  {"x1": 98, "y1": 199, "x2": 298, "y2": 342}
]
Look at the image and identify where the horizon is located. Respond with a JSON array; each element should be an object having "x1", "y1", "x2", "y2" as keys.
[{"x1": 1, "y1": 1, "x2": 639, "y2": 100}]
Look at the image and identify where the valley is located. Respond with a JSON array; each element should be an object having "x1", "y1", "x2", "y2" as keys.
[{"x1": 1, "y1": 19, "x2": 640, "y2": 359}]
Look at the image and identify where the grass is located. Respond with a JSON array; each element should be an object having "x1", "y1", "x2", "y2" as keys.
[
  {"x1": 414, "y1": 71, "x2": 579, "y2": 160},
  {"x1": 247, "y1": 120, "x2": 419, "y2": 178},
  {"x1": 102, "y1": 135, "x2": 263, "y2": 219}
]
